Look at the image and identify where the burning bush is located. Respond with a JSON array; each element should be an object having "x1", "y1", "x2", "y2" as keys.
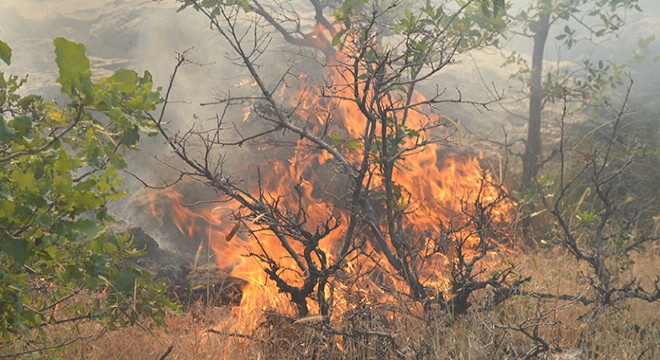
[
  {"x1": 141, "y1": 0, "x2": 525, "y2": 324},
  {"x1": 126, "y1": 1, "x2": 660, "y2": 358}
]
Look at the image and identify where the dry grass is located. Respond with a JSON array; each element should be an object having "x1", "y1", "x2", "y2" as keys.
[{"x1": 2, "y1": 246, "x2": 658, "y2": 359}]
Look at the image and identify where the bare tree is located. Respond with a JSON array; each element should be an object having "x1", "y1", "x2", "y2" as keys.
[
  {"x1": 145, "y1": 0, "x2": 524, "y2": 318},
  {"x1": 520, "y1": 81, "x2": 660, "y2": 351}
]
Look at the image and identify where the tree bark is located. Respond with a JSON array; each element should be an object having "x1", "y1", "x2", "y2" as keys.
[{"x1": 522, "y1": 0, "x2": 551, "y2": 236}]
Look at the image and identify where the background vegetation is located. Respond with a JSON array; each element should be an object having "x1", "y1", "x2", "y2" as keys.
[{"x1": 1, "y1": 0, "x2": 658, "y2": 358}]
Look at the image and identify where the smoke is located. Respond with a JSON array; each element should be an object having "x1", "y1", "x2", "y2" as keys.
[
  {"x1": 1, "y1": 0, "x2": 657, "y2": 250},
  {"x1": 2, "y1": 0, "x2": 656, "y2": 147}
]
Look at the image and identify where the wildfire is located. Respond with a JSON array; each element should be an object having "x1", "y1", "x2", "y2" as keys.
[{"x1": 148, "y1": 39, "x2": 515, "y2": 322}]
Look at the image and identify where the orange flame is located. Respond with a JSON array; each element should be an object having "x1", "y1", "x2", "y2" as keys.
[{"x1": 149, "y1": 42, "x2": 514, "y2": 322}]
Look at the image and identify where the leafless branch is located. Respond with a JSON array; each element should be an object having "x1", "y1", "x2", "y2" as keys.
[{"x1": 0, "y1": 335, "x2": 92, "y2": 359}]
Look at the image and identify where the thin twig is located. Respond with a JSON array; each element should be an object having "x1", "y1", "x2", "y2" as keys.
[
  {"x1": 0, "y1": 335, "x2": 91, "y2": 358},
  {"x1": 0, "y1": 105, "x2": 83, "y2": 163},
  {"x1": 206, "y1": 329, "x2": 273, "y2": 344},
  {"x1": 157, "y1": 342, "x2": 175, "y2": 360}
]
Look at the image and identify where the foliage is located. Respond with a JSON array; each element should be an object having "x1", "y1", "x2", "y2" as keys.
[
  {"x1": 532, "y1": 83, "x2": 659, "y2": 334},
  {"x1": 497, "y1": 0, "x2": 647, "y2": 236},
  {"x1": 0, "y1": 38, "x2": 174, "y2": 342},
  {"x1": 332, "y1": 0, "x2": 507, "y2": 50},
  {"x1": 504, "y1": 0, "x2": 647, "y2": 125}
]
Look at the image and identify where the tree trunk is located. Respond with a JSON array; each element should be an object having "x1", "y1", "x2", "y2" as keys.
[{"x1": 522, "y1": 0, "x2": 551, "y2": 237}]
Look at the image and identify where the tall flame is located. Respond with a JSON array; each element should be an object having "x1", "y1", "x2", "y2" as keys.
[{"x1": 149, "y1": 45, "x2": 514, "y2": 321}]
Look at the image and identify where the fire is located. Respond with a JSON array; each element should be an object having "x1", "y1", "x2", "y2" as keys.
[{"x1": 148, "y1": 37, "x2": 515, "y2": 322}]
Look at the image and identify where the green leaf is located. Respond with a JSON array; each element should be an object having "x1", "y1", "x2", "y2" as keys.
[
  {"x1": 54, "y1": 37, "x2": 92, "y2": 97},
  {"x1": 54, "y1": 150, "x2": 72, "y2": 173},
  {"x1": 44, "y1": 245, "x2": 58, "y2": 260},
  {"x1": 121, "y1": 126, "x2": 140, "y2": 146},
  {"x1": 331, "y1": 29, "x2": 346, "y2": 47},
  {"x1": 71, "y1": 219, "x2": 104, "y2": 238},
  {"x1": 135, "y1": 121, "x2": 158, "y2": 136},
  {"x1": 106, "y1": 150, "x2": 127, "y2": 170},
  {"x1": 105, "y1": 68, "x2": 139, "y2": 93},
  {"x1": 0, "y1": 234, "x2": 31, "y2": 265},
  {"x1": 18, "y1": 95, "x2": 41, "y2": 109},
  {"x1": 481, "y1": 0, "x2": 491, "y2": 17},
  {"x1": 140, "y1": 70, "x2": 153, "y2": 85},
  {"x1": 112, "y1": 268, "x2": 136, "y2": 293},
  {"x1": 0, "y1": 200, "x2": 16, "y2": 219},
  {"x1": 0, "y1": 40, "x2": 11, "y2": 65},
  {"x1": 11, "y1": 167, "x2": 35, "y2": 191},
  {"x1": 0, "y1": 115, "x2": 15, "y2": 141},
  {"x1": 11, "y1": 115, "x2": 32, "y2": 133}
]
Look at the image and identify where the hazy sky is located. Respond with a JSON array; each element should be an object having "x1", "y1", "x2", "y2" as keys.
[
  {"x1": 1, "y1": 0, "x2": 656, "y2": 84},
  {"x1": 0, "y1": 0, "x2": 657, "y2": 126}
]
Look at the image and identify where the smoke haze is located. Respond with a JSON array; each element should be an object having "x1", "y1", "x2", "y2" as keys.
[
  {"x1": 1, "y1": 0, "x2": 657, "y2": 248},
  {"x1": 1, "y1": 0, "x2": 656, "y2": 129}
]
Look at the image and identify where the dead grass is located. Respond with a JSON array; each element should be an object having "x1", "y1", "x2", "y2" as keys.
[{"x1": 1, "y1": 246, "x2": 658, "y2": 359}]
